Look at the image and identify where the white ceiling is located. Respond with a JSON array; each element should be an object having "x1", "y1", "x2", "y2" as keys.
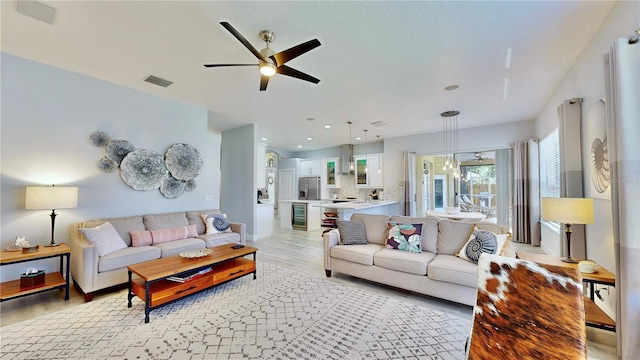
[{"x1": 1, "y1": 1, "x2": 614, "y2": 152}]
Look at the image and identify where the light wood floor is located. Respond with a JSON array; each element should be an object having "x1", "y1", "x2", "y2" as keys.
[{"x1": 0, "y1": 221, "x2": 618, "y2": 359}]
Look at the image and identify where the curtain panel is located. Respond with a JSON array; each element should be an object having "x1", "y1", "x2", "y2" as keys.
[
  {"x1": 604, "y1": 37, "x2": 640, "y2": 359},
  {"x1": 512, "y1": 140, "x2": 540, "y2": 245}
]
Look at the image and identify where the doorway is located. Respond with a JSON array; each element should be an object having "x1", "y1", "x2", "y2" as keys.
[{"x1": 434, "y1": 175, "x2": 447, "y2": 211}]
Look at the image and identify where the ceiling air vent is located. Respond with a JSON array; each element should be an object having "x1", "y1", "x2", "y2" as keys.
[
  {"x1": 144, "y1": 75, "x2": 173, "y2": 88},
  {"x1": 370, "y1": 121, "x2": 387, "y2": 127}
]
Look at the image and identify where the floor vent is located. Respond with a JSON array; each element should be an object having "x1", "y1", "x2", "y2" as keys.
[
  {"x1": 144, "y1": 75, "x2": 173, "y2": 88},
  {"x1": 370, "y1": 121, "x2": 387, "y2": 127}
]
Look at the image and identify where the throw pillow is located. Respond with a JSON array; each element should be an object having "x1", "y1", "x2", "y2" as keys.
[
  {"x1": 150, "y1": 225, "x2": 198, "y2": 244},
  {"x1": 337, "y1": 220, "x2": 367, "y2": 245},
  {"x1": 78, "y1": 221, "x2": 128, "y2": 256},
  {"x1": 130, "y1": 230, "x2": 153, "y2": 247},
  {"x1": 385, "y1": 222, "x2": 423, "y2": 253},
  {"x1": 457, "y1": 229, "x2": 498, "y2": 263},
  {"x1": 201, "y1": 213, "x2": 232, "y2": 235}
]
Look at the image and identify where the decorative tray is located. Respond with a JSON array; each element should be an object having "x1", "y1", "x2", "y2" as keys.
[{"x1": 180, "y1": 248, "x2": 213, "y2": 259}]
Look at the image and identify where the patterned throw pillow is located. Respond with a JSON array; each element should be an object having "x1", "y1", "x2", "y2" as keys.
[
  {"x1": 337, "y1": 220, "x2": 367, "y2": 245},
  {"x1": 201, "y1": 213, "x2": 232, "y2": 235},
  {"x1": 386, "y1": 222, "x2": 423, "y2": 253},
  {"x1": 457, "y1": 229, "x2": 498, "y2": 263}
]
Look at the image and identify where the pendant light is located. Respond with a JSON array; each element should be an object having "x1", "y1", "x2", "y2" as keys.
[
  {"x1": 348, "y1": 121, "x2": 354, "y2": 172},
  {"x1": 364, "y1": 129, "x2": 369, "y2": 173},
  {"x1": 441, "y1": 110, "x2": 460, "y2": 178}
]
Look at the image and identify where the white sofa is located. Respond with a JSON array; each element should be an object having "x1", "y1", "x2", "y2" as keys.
[
  {"x1": 70, "y1": 209, "x2": 245, "y2": 301},
  {"x1": 323, "y1": 213, "x2": 510, "y2": 306}
]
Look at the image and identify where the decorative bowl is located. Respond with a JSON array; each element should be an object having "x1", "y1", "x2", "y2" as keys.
[
  {"x1": 445, "y1": 206, "x2": 461, "y2": 215},
  {"x1": 180, "y1": 248, "x2": 213, "y2": 259}
]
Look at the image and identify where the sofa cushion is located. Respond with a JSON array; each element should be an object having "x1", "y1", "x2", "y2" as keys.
[
  {"x1": 130, "y1": 230, "x2": 153, "y2": 247},
  {"x1": 427, "y1": 254, "x2": 478, "y2": 288},
  {"x1": 143, "y1": 212, "x2": 189, "y2": 230},
  {"x1": 98, "y1": 246, "x2": 161, "y2": 273},
  {"x1": 349, "y1": 213, "x2": 392, "y2": 245},
  {"x1": 152, "y1": 238, "x2": 205, "y2": 258},
  {"x1": 201, "y1": 213, "x2": 232, "y2": 234},
  {"x1": 199, "y1": 232, "x2": 241, "y2": 247},
  {"x1": 151, "y1": 225, "x2": 198, "y2": 244},
  {"x1": 457, "y1": 229, "x2": 498, "y2": 263},
  {"x1": 186, "y1": 209, "x2": 221, "y2": 234},
  {"x1": 437, "y1": 220, "x2": 475, "y2": 255},
  {"x1": 337, "y1": 219, "x2": 368, "y2": 245},
  {"x1": 330, "y1": 244, "x2": 385, "y2": 266},
  {"x1": 78, "y1": 222, "x2": 128, "y2": 256},
  {"x1": 390, "y1": 215, "x2": 439, "y2": 253},
  {"x1": 373, "y1": 249, "x2": 435, "y2": 275},
  {"x1": 85, "y1": 216, "x2": 145, "y2": 247},
  {"x1": 385, "y1": 222, "x2": 423, "y2": 253}
]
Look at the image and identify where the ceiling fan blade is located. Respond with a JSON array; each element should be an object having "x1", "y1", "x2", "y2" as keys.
[
  {"x1": 276, "y1": 65, "x2": 320, "y2": 84},
  {"x1": 203, "y1": 64, "x2": 257, "y2": 68},
  {"x1": 220, "y1": 22, "x2": 266, "y2": 61},
  {"x1": 271, "y1": 39, "x2": 321, "y2": 67},
  {"x1": 260, "y1": 75, "x2": 270, "y2": 91}
]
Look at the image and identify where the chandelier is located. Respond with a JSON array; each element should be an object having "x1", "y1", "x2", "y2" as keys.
[{"x1": 441, "y1": 110, "x2": 460, "y2": 178}]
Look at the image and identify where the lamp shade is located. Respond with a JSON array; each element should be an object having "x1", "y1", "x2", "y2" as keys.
[
  {"x1": 541, "y1": 197, "x2": 594, "y2": 225},
  {"x1": 25, "y1": 186, "x2": 78, "y2": 210}
]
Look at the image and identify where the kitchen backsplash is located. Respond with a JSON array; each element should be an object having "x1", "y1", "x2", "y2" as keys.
[{"x1": 331, "y1": 173, "x2": 401, "y2": 201}]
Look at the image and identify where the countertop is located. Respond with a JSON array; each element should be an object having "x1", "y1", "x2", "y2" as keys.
[
  {"x1": 279, "y1": 199, "x2": 326, "y2": 203},
  {"x1": 313, "y1": 200, "x2": 398, "y2": 210}
]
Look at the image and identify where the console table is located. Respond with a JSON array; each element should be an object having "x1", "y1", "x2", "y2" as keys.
[
  {"x1": 0, "y1": 243, "x2": 70, "y2": 302},
  {"x1": 516, "y1": 251, "x2": 616, "y2": 331},
  {"x1": 128, "y1": 244, "x2": 257, "y2": 323}
]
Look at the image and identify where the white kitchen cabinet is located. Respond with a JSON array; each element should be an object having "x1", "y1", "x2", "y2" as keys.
[
  {"x1": 300, "y1": 159, "x2": 322, "y2": 176},
  {"x1": 354, "y1": 153, "x2": 383, "y2": 188},
  {"x1": 257, "y1": 142, "x2": 267, "y2": 189},
  {"x1": 324, "y1": 158, "x2": 340, "y2": 188}
]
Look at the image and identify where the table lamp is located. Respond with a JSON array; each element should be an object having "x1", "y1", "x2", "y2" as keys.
[
  {"x1": 25, "y1": 185, "x2": 78, "y2": 247},
  {"x1": 541, "y1": 197, "x2": 594, "y2": 263}
]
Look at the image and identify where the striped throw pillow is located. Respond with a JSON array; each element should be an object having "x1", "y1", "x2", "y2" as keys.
[{"x1": 150, "y1": 225, "x2": 198, "y2": 245}]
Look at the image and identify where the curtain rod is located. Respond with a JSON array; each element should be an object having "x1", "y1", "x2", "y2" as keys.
[{"x1": 629, "y1": 28, "x2": 640, "y2": 44}]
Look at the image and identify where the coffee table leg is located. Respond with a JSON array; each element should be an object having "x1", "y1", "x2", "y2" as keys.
[
  {"x1": 253, "y1": 253, "x2": 257, "y2": 279},
  {"x1": 145, "y1": 281, "x2": 151, "y2": 323},
  {"x1": 127, "y1": 270, "x2": 133, "y2": 308}
]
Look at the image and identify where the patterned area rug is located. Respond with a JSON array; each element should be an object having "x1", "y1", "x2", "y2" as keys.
[{"x1": 1, "y1": 262, "x2": 470, "y2": 359}]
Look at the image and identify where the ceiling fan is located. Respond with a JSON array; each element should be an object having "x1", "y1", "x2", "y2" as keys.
[{"x1": 204, "y1": 22, "x2": 321, "y2": 91}]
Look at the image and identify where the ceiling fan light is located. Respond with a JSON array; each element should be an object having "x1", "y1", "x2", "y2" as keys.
[{"x1": 259, "y1": 62, "x2": 276, "y2": 76}]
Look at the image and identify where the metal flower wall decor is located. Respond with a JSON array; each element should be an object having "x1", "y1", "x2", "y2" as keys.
[{"x1": 89, "y1": 131, "x2": 203, "y2": 199}]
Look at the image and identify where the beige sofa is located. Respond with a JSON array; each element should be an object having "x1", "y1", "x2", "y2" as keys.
[
  {"x1": 323, "y1": 213, "x2": 510, "y2": 306},
  {"x1": 70, "y1": 209, "x2": 245, "y2": 301}
]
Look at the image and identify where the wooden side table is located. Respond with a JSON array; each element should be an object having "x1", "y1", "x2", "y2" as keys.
[
  {"x1": 0, "y1": 243, "x2": 71, "y2": 301},
  {"x1": 516, "y1": 251, "x2": 615, "y2": 331}
]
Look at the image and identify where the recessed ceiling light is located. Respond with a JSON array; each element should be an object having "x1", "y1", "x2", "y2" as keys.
[
  {"x1": 261, "y1": 137, "x2": 267, "y2": 141},
  {"x1": 307, "y1": 137, "x2": 312, "y2": 141},
  {"x1": 444, "y1": 85, "x2": 459, "y2": 91},
  {"x1": 297, "y1": 145, "x2": 302, "y2": 148},
  {"x1": 324, "y1": 125, "x2": 331, "y2": 129},
  {"x1": 355, "y1": 137, "x2": 362, "y2": 141},
  {"x1": 307, "y1": 117, "x2": 316, "y2": 121}
]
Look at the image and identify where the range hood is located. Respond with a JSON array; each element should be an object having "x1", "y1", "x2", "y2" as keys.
[{"x1": 340, "y1": 144, "x2": 354, "y2": 174}]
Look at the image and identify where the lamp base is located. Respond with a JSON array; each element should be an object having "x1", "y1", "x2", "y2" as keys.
[
  {"x1": 44, "y1": 243, "x2": 61, "y2": 247},
  {"x1": 561, "y1": 257, "x2": 580, "y2": 264}
]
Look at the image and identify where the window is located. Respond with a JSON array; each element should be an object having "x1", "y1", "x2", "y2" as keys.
[{"x1": 539, "y1": 128, "x2": 560, "y2": 198}]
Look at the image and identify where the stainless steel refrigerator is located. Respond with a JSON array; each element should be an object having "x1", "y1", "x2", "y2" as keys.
[{"x1": 299, "y1": 176, "x2": 321, "y2": 200}]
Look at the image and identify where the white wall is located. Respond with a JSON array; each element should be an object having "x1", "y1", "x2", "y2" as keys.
[
  {"x1": 533, "y1": 1, "x2": 639, "y2": 319},
  {"x1": 1, "y1": 53, "x2": 221, "y2": 280}
]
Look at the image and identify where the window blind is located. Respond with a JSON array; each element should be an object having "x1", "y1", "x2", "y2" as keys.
[{"x1": 539, "y1": 128, "x2": 560, "y2": 198}]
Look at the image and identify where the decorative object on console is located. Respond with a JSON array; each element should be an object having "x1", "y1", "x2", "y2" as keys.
[
  {"x1": 89, "y1": 131, "x2": 202, "y2": 198},
  {"x1": 25, "y1": 185, "x2": 78, "y2": 247},
  {"x1": 386, "y1": 222, "x2": 423, "y2": 253},
  {"x1": 578, "y1": 259, "x2": 602, "y2": 274},
  {"x1": 541, "y1": 197, "x2": 594, "y2": 263},
  {"x1": 20, "y1": 268, "x2": 45, "y2": 288}
]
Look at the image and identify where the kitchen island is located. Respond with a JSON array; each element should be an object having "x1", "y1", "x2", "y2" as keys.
[
  {"x1": 313, "y1": 200, "x2": 399, "y2": 225},
  {"x1": 279, "y1": 200, "x2": 323, "y2": 231}
]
